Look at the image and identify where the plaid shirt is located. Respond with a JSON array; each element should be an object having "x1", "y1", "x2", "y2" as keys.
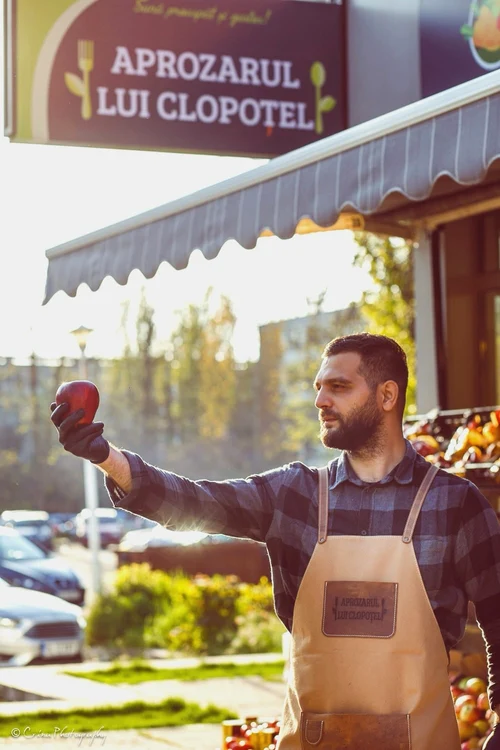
[{"x1": 108, "y1": 440, "x2": 500, "y2": 704}]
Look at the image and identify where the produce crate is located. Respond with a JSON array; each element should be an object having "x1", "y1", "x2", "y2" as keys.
[{"x1": 405, "y1": 405, "x2": 500, "y2": 495}]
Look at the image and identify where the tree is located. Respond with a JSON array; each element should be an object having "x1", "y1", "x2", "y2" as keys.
[
  {"x1": 257, "y1": 322, "x2": 286, "y2": 465},
  {"x1": 353, "y1": 232, "x2": 416, "y2": 414},
  {"x1": 199, "y1": 295, "x2": 237, "y2": 440}
]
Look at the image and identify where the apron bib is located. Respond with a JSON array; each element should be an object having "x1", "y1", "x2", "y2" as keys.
[{"x1": 277, "y1": 464, "x2": 460, "y2": 750}]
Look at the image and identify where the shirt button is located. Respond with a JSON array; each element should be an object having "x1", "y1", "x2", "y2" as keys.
[{"x1": 361, "y1": 530, "x2": 367, "y2": 536}]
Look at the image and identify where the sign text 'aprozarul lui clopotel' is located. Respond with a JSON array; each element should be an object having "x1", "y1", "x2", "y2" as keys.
[{"x1": 4, "y1": 0, "x2": 346, "y2": 157}]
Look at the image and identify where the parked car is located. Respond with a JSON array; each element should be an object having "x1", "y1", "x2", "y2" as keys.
[
  {"x1": 0, "y1": 527, "x2": 85, "y2": 606},
  {"x1": 117, "y1": 525, "x2": 207, "y2": 553},
  {"x1": 74, "y1": 507, "x2": 127, "y2": 548},
  {"x1": 1, "y1": 510, "x2": 53, "y2": 551},
  {"x1": 48, "y1": 512, "x2": 78, "y2": 540},
  {"x1": 0, "y1": 576, "x2": 85, "y2": 666}
]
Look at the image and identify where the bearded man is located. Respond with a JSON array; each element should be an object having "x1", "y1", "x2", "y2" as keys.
[{"x1": 51, "y1": 333, "x2": 500, "y2": 750}]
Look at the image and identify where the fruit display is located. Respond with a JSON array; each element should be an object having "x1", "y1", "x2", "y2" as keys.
[
  {"x1": 449, "y1": 674, "x2": 497, "y2": 747},
  {"x1": 219, "y1": 693, "x2": 497, "y2": 749},
  {"x1": 404, "y1": 406, "x2": 500, "y2": 488},
  {"x1": 220, "y1": 717, "x2": 280, "y2": 750}
]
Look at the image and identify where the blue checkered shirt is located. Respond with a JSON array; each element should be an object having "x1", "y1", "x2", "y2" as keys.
[{"x1": 108, "y1": 439, "x2": 500, "y2": 705}]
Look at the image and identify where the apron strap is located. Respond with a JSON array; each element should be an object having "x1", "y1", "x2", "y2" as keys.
[
  {"x1": 402, "y1": 464, "x2": 440, "y2": 543},
  {"x1": 317, "y1": 466, "x2": 330, "y2": 544}
]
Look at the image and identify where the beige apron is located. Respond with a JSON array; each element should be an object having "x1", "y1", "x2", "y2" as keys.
[{"x1": 277, "y1": 463, "x2": 460, "y2": 750}]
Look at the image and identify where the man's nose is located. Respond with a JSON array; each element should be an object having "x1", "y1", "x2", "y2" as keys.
[{"x1": 315, "y1": 387, "x2": 330, "y2": 410}]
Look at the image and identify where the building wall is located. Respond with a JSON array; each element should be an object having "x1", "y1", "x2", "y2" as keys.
[{"x1": 347, "y1": 0, "x2": 421, "y2": 126}]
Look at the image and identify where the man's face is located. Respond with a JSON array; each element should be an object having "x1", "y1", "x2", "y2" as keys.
[{"x1": 314, "y1": 352, "x2": 383, "y2": 452}]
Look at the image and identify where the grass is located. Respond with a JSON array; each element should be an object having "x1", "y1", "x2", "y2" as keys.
[
  {"x1": 64, "y1": 660, "x2": 285, "y2": 684},
  {"x1": 0, "y1": 696, "x2": 237, "y2": 737}
]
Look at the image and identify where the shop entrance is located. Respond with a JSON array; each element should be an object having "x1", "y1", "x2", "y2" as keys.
[{"x1": 440, "y1": 210, "x2": 500, "y2": 409}]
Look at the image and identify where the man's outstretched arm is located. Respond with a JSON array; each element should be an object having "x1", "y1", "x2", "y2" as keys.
[{"x1": 95, "y1": 445, "x2": 132, "y2": 494}]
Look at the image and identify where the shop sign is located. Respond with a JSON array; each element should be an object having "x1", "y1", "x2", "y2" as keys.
[
  {"x1": 420, "y1": 0, "x2": 500, "y2": 97},
  {"x1": 3, "y1": 0, "x2": 346, "y2": 158}
]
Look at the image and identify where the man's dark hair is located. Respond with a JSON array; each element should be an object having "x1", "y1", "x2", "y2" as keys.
[{"x1": 322, "y1": 333, "x2": 408, "y2": 416}]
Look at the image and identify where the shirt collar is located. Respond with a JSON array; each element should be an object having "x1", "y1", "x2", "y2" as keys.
[{"x1": 331, "y1": 439, "x2": 417, "y2": 488}]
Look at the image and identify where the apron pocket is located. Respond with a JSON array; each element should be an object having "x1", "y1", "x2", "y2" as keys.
[{"x1": 300, "y1": 711, "x2": 411, "y2": 750}]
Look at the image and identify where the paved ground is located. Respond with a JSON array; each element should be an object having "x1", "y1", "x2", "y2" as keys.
[
  {"x1": 0, "y1": 654, "x2": 286, "y2": 749},
  {"x1": 0, "y1": 724, "x2": 222, "y2": 749}
]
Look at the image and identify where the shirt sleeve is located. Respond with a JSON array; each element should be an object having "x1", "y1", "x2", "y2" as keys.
[
  {"x1": 105, "y1": 450, "x2": 278, "y2": 543},
  {"x1": 453, "y1": 481, "x2": 500, "y2": 708}
]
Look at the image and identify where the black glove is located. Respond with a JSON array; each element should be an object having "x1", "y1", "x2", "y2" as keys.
[
  {"x1": 483, "y1": 723, "x2": 500, "y2": 748},
  {"x1": 50, "y1": 402, "x2": 110, "y2": 464}
]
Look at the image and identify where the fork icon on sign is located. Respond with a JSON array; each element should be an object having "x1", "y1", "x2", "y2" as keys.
[{"x1": 64, "y1": 40, "x2": 94, "y2": 120}]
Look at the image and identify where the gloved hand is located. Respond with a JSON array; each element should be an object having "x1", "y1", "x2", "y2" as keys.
[
  {"x1": 50, "y1": 402, "x2": 110, "y2": 464},
  {"x1": 483, "y1": 723, "x2": 500, "y2": 748}
]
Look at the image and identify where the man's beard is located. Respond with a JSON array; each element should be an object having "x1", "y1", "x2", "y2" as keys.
[{"x1": 319, "y1": 392, "x2": 383, "y2": 453}]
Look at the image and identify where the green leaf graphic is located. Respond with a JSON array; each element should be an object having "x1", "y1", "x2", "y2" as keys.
[
  {"x1": 65, "y1": 72, "x2": 85, "y2": 97},
  {"x1": 310, "y1": 62, "x2": 326, "y2": 88},
  {"x1": 320, "y1": 96, "x2": 336, "y2": 113}
]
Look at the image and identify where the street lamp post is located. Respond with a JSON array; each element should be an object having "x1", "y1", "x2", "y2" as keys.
[{"x1": 70, "y1": 326, "x2": 102, "y2": 602}]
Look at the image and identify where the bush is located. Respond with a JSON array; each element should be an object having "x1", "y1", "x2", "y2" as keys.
[
  {"x1": 228, "y1": 610, "x2": 285, "y2": 654},
  {"x1": 85, "y1": 592, "x2": 146, "y2": 650},
  {"x1": 86, "y1": 563, "x2": 169, "y2": 650},
  {"x1": 86, "y1": 565, "x2": 283, "y2": 656},
  {"x1": 193, "y1": 574, "x2": 241, "y2": 655},
  {"x1": 144, "y1": 572, "x2": 203, "y2": 653}
]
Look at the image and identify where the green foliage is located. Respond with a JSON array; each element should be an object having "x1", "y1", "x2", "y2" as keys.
[
  {"x1": 353, "y1": 232, "x2": 417, "y2": 414},
  {"x1": 258, "y1": 322, "x2": 286, "y2": 464},
  {"x1": 85, "y1": 565, "x2": 283, "y2": 657},
  {"x1": 194, "y1": 574, "x2": 241, "y2": 655},
  {"x1": 66, "y1": 660, "x2": 285, "y2": 684},
  {"x1": 145, "y1": 571, "x2": 203, "y2": 654},
  {"x1": 85, "y1": 592, "x2": 146, "y2": 650},
  {"x1": 0, "y1": 696, "x2": 237, "y2": 736},
  {"x1": 229, "y1": 576, "x2": 285, "y2": 654}
]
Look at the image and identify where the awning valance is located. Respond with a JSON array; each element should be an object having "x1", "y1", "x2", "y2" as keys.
[{"x1": 44, "y1": 69, "x2": 500, "y2": 304}]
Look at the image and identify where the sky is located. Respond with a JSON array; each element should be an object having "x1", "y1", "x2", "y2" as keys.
[{"x1": 0, "y1": 17, "x2": 371, "y2": 365}]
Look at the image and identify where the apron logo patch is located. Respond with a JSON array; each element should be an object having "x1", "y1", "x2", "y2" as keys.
[{"x1": 323, "y1": 581, "x2": 397, "y2": 638}]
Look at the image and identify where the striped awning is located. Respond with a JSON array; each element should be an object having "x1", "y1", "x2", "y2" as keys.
[{"x1": 44, "y1": 69, "x2": 500, "y2": 303}]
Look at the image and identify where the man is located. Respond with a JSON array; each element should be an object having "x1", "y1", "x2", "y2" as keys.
[{"x1": 51, "y1": 333, "x2": 500, "y2": 749}]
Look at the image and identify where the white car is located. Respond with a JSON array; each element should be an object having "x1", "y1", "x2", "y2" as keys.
[
  {"x1": 1, "y1": 510, "x2": 53, "y2": 550},
  {"x1": 0, "y1": 577, "x2": 86, "y2": 667},
  {"x1": 118, "y1": 526, "x2": 207, "y2": 552}
]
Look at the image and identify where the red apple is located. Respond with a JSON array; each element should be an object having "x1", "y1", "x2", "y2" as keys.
[
  {"x1": 473, "y1": 719, "x2": 490, "y2": 737},
  {"x1": 452, "y1": 686, "x2": 466, "y2": 700},
  {"x1": 457, "y1": 720, "x2": 478, "y2": 741},
  {"x1": 460, "y1": 704, "x2": 482, "y2": 724},
  {"x1": 477, "y1": 693, "x2": 490, "y2": 712},
  {"x1": 55, "y1": 381, "x2": 100, "y2": 425},
  {"x1": 466, "y1": 678, "x2": 488, "y2": 697},
  {"x1": 456, "y1": 695, "x2": 477, "y2": 716},
  {"x1": 462, "y1": 739, "x2": 481, "y2": 749}
]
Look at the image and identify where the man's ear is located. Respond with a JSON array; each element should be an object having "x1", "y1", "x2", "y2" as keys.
[{"x1": 379, "y1": 380, "x2": 399, "y2": 412}]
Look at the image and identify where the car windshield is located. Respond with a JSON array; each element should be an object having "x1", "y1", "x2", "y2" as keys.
[{"x1": 0, "y1": 534, "x2": 46, "y2": 561}]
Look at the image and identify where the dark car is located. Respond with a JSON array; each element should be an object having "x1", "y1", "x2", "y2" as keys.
[
  {"x1": 74, "y1": 508, "x2": 126, "y2": 548},
  {"x1": 0, "y1": 527, "x2": 85, "y2": 606}
]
